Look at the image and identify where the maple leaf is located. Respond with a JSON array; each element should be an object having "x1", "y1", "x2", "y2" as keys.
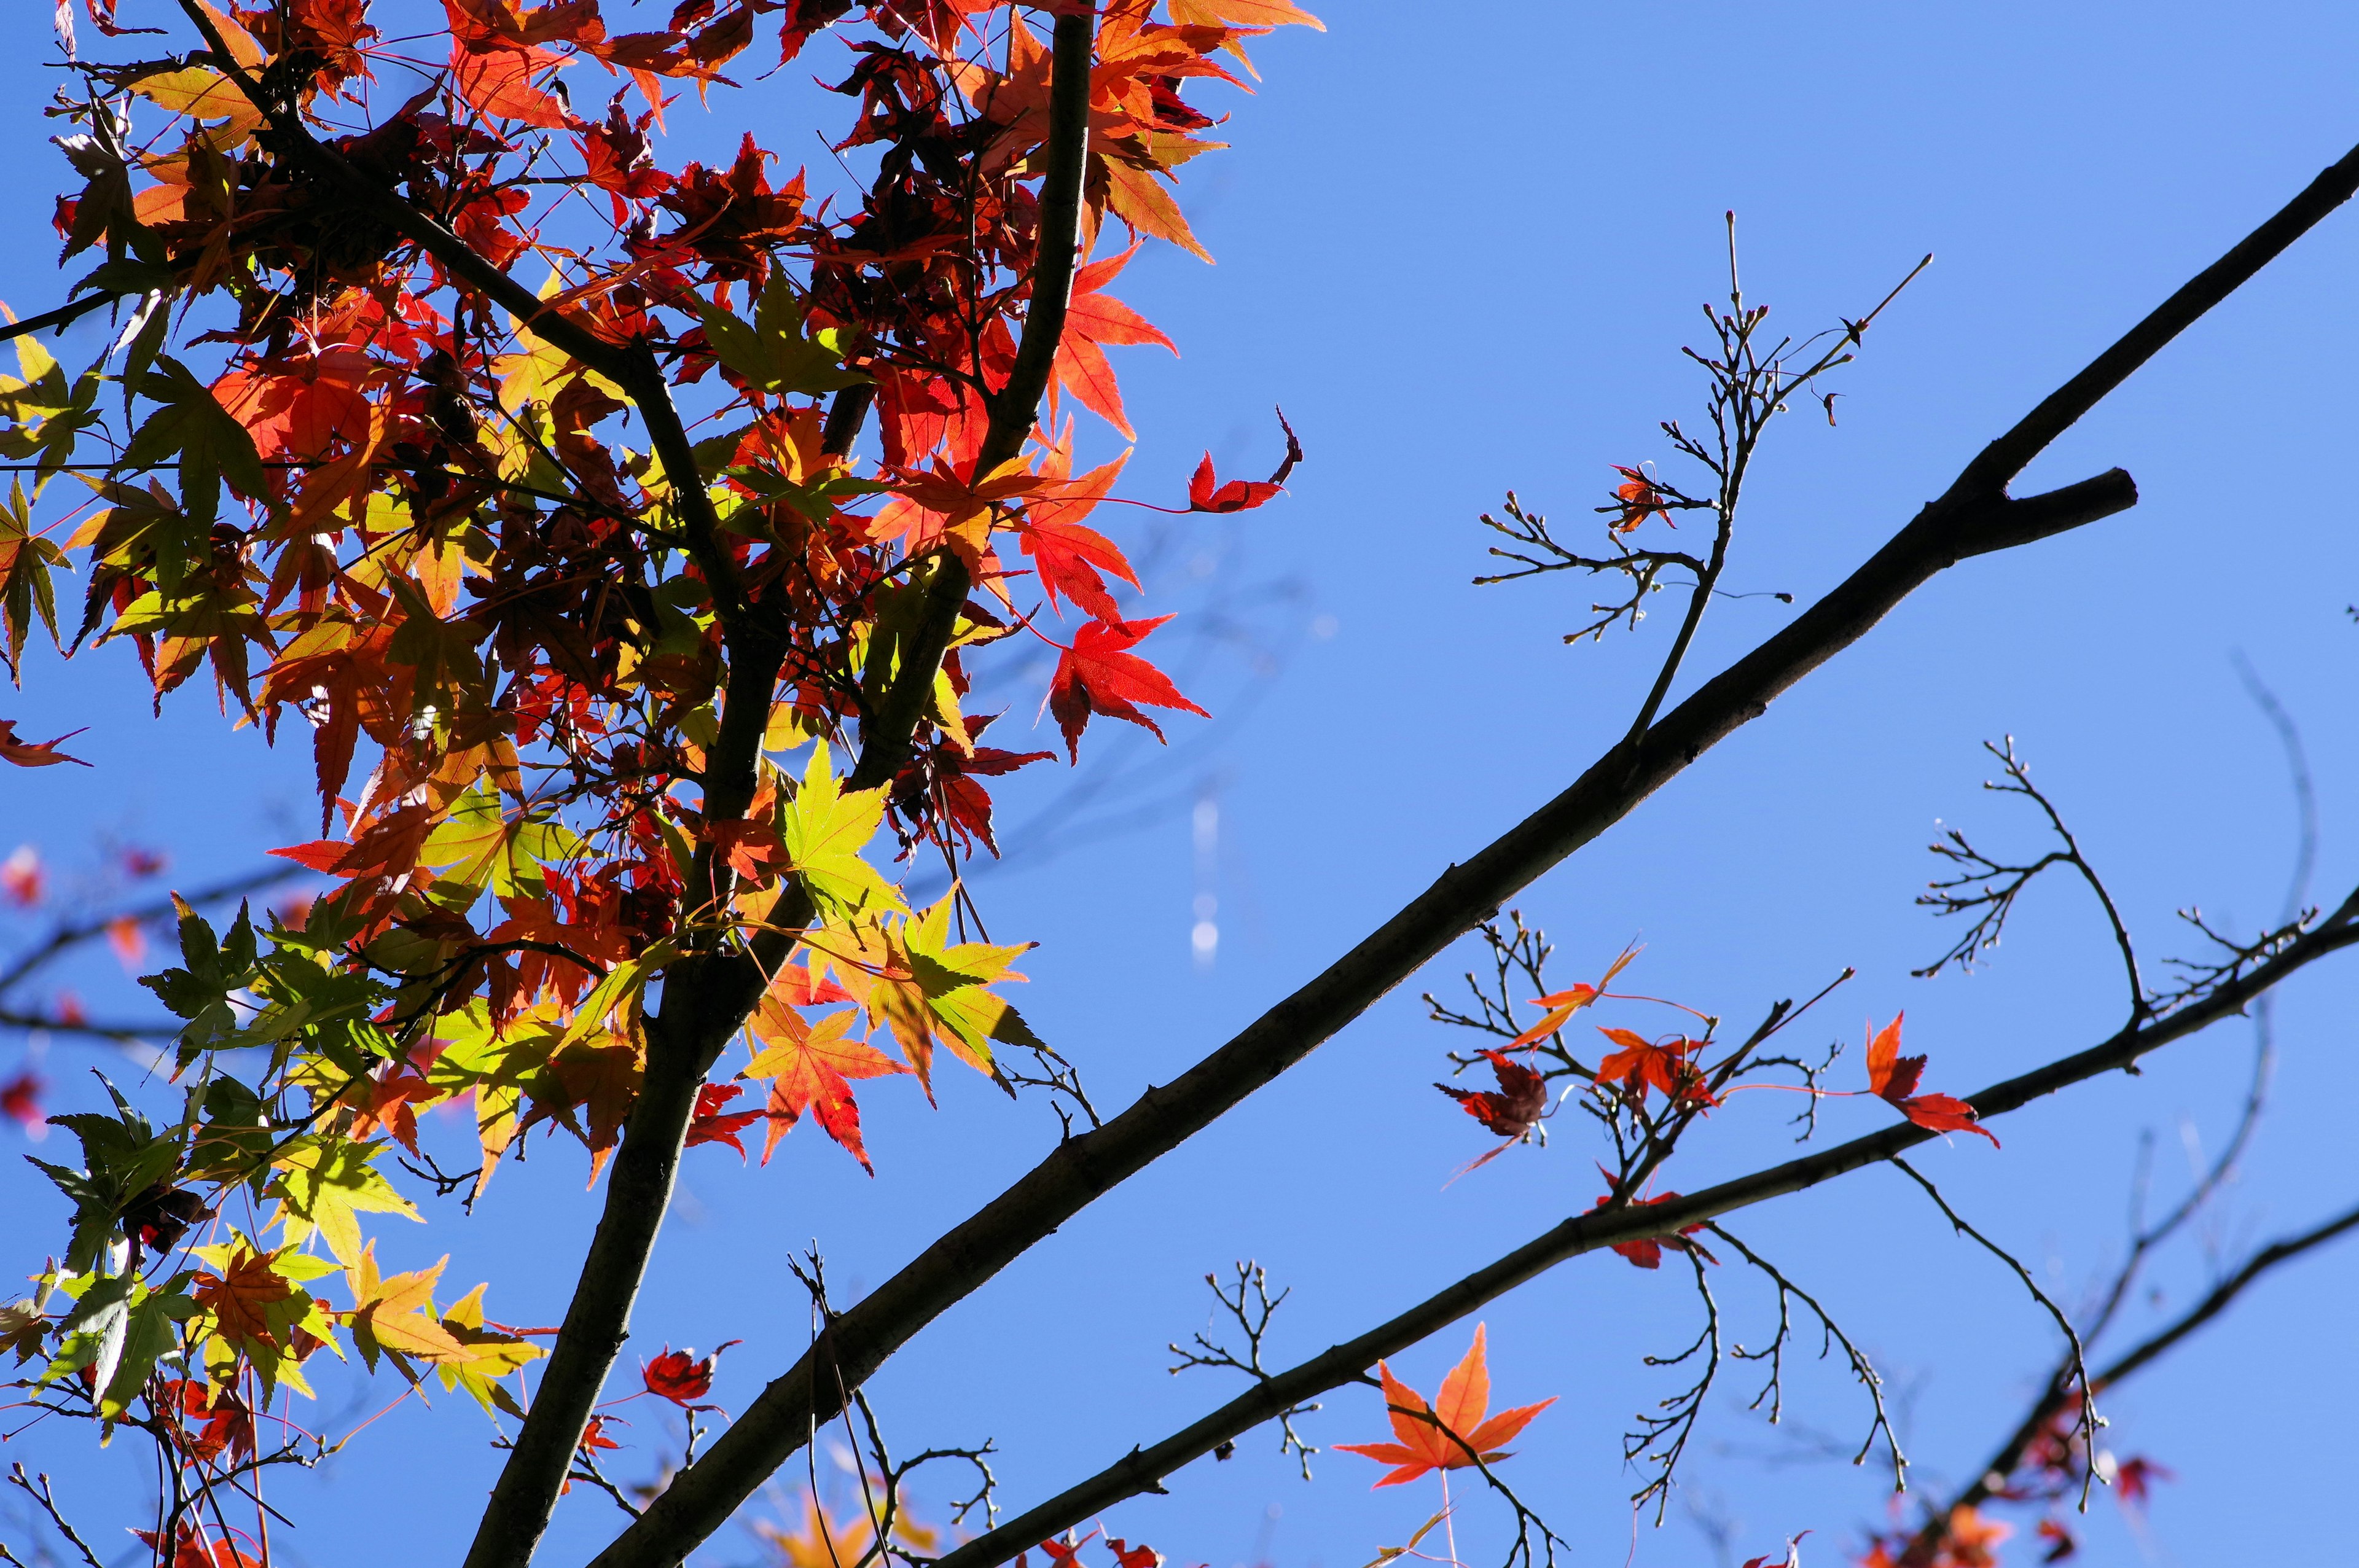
[
  {"x1": 0, "y1": 719, "x2": 89, "y2": 768},
  {"x1": 267, "y1": 1134, "x2": 424, "y2": 1267},
  {"x1": 1046, "y1": 615, "x2": 1208, "y2": 761},
  {"x1": 1610, "y1": 465, "x2": 1672, "y2": 532},
  {"x1": 686, "y1": 1082, "x2": 762, "y2": 1157},
  {"x1": 161, "y1": 1378, "x2": 256, "y2": 1465},
  {"x1": 643, "y1": 1339, "x2": 738, "y2": 1407},
  {"x1": 2113, "y1": 1454, "x2": 2173, "y2": 1507},
  {"x1": 1, "y1": 844, "x2": 40, "y2": 905},
  {"x1": 745, "y1": 988, "x2": 907, "y2": 1172},
  {"x1": 1589, "y1": 1190, "x2": 1714, "y2": 1270},
  {"x1": 343, "y1": 1242, "x2": 473, "y2": 1369},
  {"x1": 432, "y1": 1282, "x2": 545, "y2": 1420},
  {"x1": 1186, "y1": 452, "x2": 1280, "y2": 513},
  {"x1": 134, "y1": 1526, "x2": 261, "y2": 1568},
  {"x1": 1506, "y1": 945, "x2": 1639, "y2": 1046},
  {"x1": 1021, "y1": 451, "x2": 1138, "y2": 623},
  {"x1": 1434, "y1": 1048, "x2": 1547, "y2": 1151},
  {"x1": 1, "y1": 1071, "x2": 41, "y2": 1129},
  {"x1": 1334, "y1": 1324, "x2": 1555, "y2": 1488},
  {"x1": 1050, "y1": 245, "x2": 1176, "y2": 439},
  {"x1": 1594, "y1": 1028, "x2": 1712, "y2": 1107},
  {"x1": 1864, "y1": 1013, "x2": 1999, "y2": 1146},
  {"x1": 450, "y1": 38, "x2": 578, "y2": 130},
  {"x1": 781, "y1": 738, "x2": 906, "y2": 918}
]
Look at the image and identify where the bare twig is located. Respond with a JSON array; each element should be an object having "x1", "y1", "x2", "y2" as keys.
[
  {"x1": 1167, "y1": 1263, "x2": 1321, "y2": 1479},
  {"x1": 1914, "y1": 739, "x2": 2143, "y2": 1023},
  {"x1": 1890, "y1": 1158, "x2": 2101, "y2": 1506},
  {"x1": 1707, "y1": 1223, "x2": 1905, "y2": 1492}
]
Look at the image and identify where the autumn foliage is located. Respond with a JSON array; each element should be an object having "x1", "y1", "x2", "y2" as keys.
[{"x1": 4, "y1": 0, "x2": 1312, "y2": 1562}]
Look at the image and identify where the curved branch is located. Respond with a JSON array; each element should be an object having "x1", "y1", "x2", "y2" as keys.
[{"x1": 580, "y1": 138, "x2": 2359, "y2": 1568}]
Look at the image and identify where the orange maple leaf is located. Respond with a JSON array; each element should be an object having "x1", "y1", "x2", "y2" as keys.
[
  {"x1": 1506, "y1": 943, "x2": 1639, "y2": 1047},
  {"x1": 1611, "y1": 465, "x2": 1672, "y2": 532},
  {"x1": 745, "y1": 989, "x2": 909, "y2": 1173},
  {"x1": 1334, "y1": 1324, "x2": 1554, "y2": 1488},
  {"x1": 194, "y1": 1249, "x2": 294, "y2": 1348},
  {"x1": 1594, "y1": 1027, "x2": 1713, "y2": 1107},
  {"x1": 1864, "y1": 1013, "x2": 1998, "y2": 1146}
]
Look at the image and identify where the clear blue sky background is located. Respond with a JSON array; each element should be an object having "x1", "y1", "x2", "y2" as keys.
[{"x1": 3, "y1": 4, "x2": 2357, "y2": 1567}]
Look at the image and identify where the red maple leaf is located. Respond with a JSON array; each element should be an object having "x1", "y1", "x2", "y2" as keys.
[
  {"x1": 685, "y1": 1082, "x2": 762, "y2": 1158},
  {"x1": 1184, "y1": 408, "x2": 1302, "y2": 512},
  {"x1": 1045, "y1": 615, "x2": 1208, "y2": 761},
  {"x1": 577, "y1": 1413, "x2": 623, "y2": 1455},
  {"x1": 1435, "y1": 1050, "x2": 1547, "y2": 1139},
  {"x1": 1865, "y1": 1013, "x2": 1999, "y2": 1146},
  {"x1": 642, "y1": 1340, "x2": 738, "y2": 1407},
  {"x1": 1050, "y1": 244, "x2": 1176, "y2": 439},
  {"x1": 0, "y1": 720, "x2": 90, "y2": 768},
  {"x1": 1021, "y1": 454, "x2": 1139, "y2": 623},
  {"x1": 1, "y1": 1071, "x2": 42, "y2": 1131},
  {"x1": 2114, "y1": 1454, "x2": 2173, "y2": 1506},
  {"x1": 1589, "y1": 1189, "x2": 1715, "y2": 1270}
]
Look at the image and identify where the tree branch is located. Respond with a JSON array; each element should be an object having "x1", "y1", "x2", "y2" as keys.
[
  {"x1": 845, "y1": 6, "x2": 1094, "y2": 795},
  {"x1": 577, "y1": 138, "x2": 2359, "y2": 1568},
  {"x1": 901, "y1": 887, "x2": 2359, "y2": 1568}
]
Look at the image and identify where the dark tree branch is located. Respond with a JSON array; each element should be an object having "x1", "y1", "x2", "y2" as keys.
[
  {"x1": 580, "y1": 138, "x2": 2359, "y2": 1568},
  {"x1": 0, "y1": 292, "x2": 120, "y2": 345},
  {"x1": 870, "y1": 886, "x2": 2359, "y2": 1568},
  {"x1": 844, "y1": 7, "x2": 1095, "y2": 797}
]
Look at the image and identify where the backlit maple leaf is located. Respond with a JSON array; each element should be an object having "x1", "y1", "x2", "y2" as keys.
[
  {"x1": 745, "y1": 989, "x2": 908, "y2": 1172},
  {"x1": 643, "y1": 1339, "x2": 737, "y2": 1407},
  {"x1": 1589, "y1": 1188, "x2": 1714, "y2": 1270},
  {"x1": 0, "y1": 720, "x2": 88, "y2": 768},
  {"x1": 685, "y1": 1082, "x2": 762, "y2": 1158},
  {"x1": 1048, "y1": 246, "x2": 1177, "y2": 439},
  {"x1": 1334, "y1": 1324, "x2": 1554, "y2": 1488},
  {"x1": 1045, "y1": 615, "x2": 1208, "y2": 761},
  {"x1": 1610, "y1": 464, "x2": 1672, "y2": 532},
  {"x1": 1865, "y1": 1013, "x2": 1998, "y2": 1146},
  {"x1": 1594, "y1": 1027, "x2": 1712, "y2": 1107},
  {"x1": 1506, "y1": 943, "x2": 1639, "y2": 1047}
]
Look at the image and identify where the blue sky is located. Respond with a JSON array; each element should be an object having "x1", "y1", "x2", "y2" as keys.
[{"x1": 4, "y1": 4, "x2": 2358, "y2": 1567}]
